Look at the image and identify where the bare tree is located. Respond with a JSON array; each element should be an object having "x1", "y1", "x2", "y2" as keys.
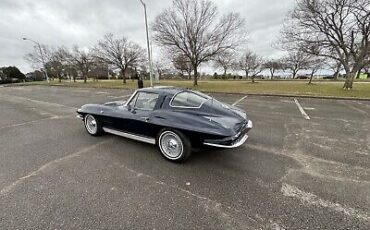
[
  {"x1": 281, "y1": 0, "x2": 370, "y2": 89},
  {"x1": 214, "y1": 51, "x2": 236, "y2": 77},
  {"x1": 67, "y1": 46, "x2": 94, "y2": 83},
  {"x1": 93, "y1": 33, "x2": 145, "y2": 84},
  {"x1": 24, "y1": 44, "x2": 52, "y2": 80},
  {"x1": 238, "y1": 50, "x2": 263, "y2": 83},
  {"x1": 307, "y1": 56, "x2": 325, "y2": 84},
  {"x1": 152, "y1": 52, "x2": 172, "y2": 80},
  {"x1": 154, "y1": 61, "x2": 163, "y2": 80},
  {"x1": 264, "y1": 60, "x2": 284, "y2": 80},
  {"x1": 94, "y1": 34, "x2": 145, "y2": 84},
  {"x1": 64, "y1": 64, "x2": 78, "y2": 82},
  {"x1": 327, "y1": 60, "x2": 343, "y2": 80},
  {"x1": 283, "y1": 51, "x2": 310, "y2": 79},
  {"x1": 47, "y1": 47, "x2": 70, "y2": 83},
  {"x1": 172, "y1": 54, "x2": 193, "y2": 79},
  {"x1": 152, "y1": 0, "x2": 245, "y2": 86}
]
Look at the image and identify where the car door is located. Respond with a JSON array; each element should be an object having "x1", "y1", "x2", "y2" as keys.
[
  {"x1": 123, "y1": 91, "x2": 160, "y2": 137},
  {"x1": 101, "y1": 104, "x2": 132, "y2": 131}
]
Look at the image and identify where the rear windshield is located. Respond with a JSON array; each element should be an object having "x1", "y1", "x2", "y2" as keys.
[{"x1": 170, "y1": 91, "x2": 208, "y2": 108}]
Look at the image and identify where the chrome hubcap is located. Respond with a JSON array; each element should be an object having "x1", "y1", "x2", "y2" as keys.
[
  {"x1": 85, "y1": 115, "x2": 97, "y2": 134},
  {"x1": 168, "y1": 139, "x2": 178, "y2": 149},
  {"x1": 160, "y1": 131, "x2": 183, "y2": 159}
]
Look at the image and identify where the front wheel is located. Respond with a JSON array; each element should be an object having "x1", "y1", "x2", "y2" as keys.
[
  {"x1": 84, "y1": 114, "x2": 103, "y2": 136},
  {"x1": 157, "y1": 129, "x2": 192, "y2": 162}
]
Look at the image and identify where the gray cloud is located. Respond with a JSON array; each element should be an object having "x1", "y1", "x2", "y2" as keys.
[{"x1": 0, "y1": 0, "x2": 294, "y2": 73}]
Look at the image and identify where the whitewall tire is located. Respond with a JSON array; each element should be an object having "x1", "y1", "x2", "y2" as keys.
[{"x1": 158, "y1": 129, "x2": 191, "y2": 162}]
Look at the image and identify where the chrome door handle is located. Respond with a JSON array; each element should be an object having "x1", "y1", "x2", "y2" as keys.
[{"x1": 141, "y1": 117, "x2": 149, "y2": 122}]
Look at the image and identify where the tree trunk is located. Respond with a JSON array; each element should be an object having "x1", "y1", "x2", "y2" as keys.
[
  {"x1": 333, "y1": 70, "x2": 339, "y2": 80},
  {"x1": 245, "y1": 71, "x2": 249, "y2": 80},
  {"x1": 365, "y1": 68, "x2": 370, "y2": 79},
  {"x1": 292, "y1": 71, "x2": 297, "y2": 79},
  {"x1": 58, "y1": 74, "x2": 62, "y2": 83},
  {"x1": 83, "y1": 73, "x2": 87, "y2": 83},
  {"x1": 251, "y1": 75, "x2": 255, "y2": 83},
  {"x1": 193, "y1": 66, "x2": 198, "y2": 86},
  {"x1": 43, "y1": 71, "x2": 48, "y2": 81},
  {"x1": 343, "y1": 72, "x2": 356, "y2": 89},
  {"x1": 270, "y1": 69, "x2": 274, "y2": 80},
  {"x1": 223, "y1": 69, "x2": 227, "y2": 77},
  {"x1": 308, "y1": 71, "x2": 314, "y2": 84},
  {"x1": 73, "y1": 75, "x2": 76, "y2": 83},
  {"x1": 121, "y1": 69, "x2": 126, "y2": 84},
  {"x1": 356, "y1": 69, "x2": 362, "y2": 79}
]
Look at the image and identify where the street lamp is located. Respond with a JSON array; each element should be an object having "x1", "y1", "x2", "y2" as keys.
[
  {"x1": 139, "y1": 0, "x2": 153, "y2": 87},
  {"x1": 22, "y1": 37, "x2": 50, "y2": 83}
]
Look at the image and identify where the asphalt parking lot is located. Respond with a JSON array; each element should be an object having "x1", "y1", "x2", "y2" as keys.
[{"x1": 0, "y1": 85, "x2": 369, "y2": 229}]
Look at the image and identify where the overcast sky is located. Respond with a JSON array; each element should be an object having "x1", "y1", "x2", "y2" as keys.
[{"x1": 0, "y1": 0, "x2": 295, "y2": 73}]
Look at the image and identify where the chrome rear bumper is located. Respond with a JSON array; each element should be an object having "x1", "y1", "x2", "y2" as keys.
[
  {"x1": 203, "y1": 120, "x2": 252, "y2": 148},
  {"x1": 203, "y1": 134, "x2": 249, "y2": 148}
]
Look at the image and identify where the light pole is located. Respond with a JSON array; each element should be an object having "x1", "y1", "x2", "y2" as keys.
[
  {"x1": 23, "y1": 37, "x2": 50, "y2": 83},
  {"x1": 150, "y1": 40, "x2": 160, "y2": 83},
  {"x1": 139, "y1": 0, "x2": 153, "y2": 87}
]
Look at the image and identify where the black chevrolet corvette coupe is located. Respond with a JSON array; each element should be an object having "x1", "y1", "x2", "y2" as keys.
[{"x1": 77, "y1": 87, "x2": 253, "y2": 162}]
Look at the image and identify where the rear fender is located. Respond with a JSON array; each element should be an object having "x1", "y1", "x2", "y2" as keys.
[{"x1": 149, "y1": 110, "x2": 234, "y2": 137}]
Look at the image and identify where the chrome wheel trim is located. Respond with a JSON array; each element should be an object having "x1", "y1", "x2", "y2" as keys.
[
  {"x1": 159, "y1": 131, "x2": 183, "y2": 160},
  {"x1": 85, "y1": 115, "x2": 98, "y2": 134}
]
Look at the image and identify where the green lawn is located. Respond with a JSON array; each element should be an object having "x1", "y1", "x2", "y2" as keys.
[{"x1": 15, "y1": 79, "x2": 370, "y2": 99}]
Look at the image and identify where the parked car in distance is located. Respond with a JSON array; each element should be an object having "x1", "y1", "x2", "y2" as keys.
[
  {"x1": 296, "y1": 75, "x2": 309, "y2": 79},
  {"x1": 77, "y1": 86, "x2": 253, "y2": 162}
]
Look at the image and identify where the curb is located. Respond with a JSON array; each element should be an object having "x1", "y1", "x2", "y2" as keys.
[
  {"x1": 2, "y1": 83, "x2": 370, "y2": 101},
  {"x1": 202, "y1": 91, "x2": 370, "y2": 101}
]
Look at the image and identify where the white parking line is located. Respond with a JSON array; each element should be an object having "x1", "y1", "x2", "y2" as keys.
[
  {"x1": 232, "y1": 95, "x2": 248, "y2": 106},
  {"x1": 0, "y1": 140, "x2": 111, "y2": 196},
  {"x1": 281, "y1": 183, "x2": 370, "y2": 222},
  {"x1": 294, "y1": 98, "x2": 310, "y2": 120},
  {"x1": 96, "y1": 91, "x2": 109, "y2": 95},
  {"x1": 7, "y1": 95, "x2": 77, "y2": 110},
  {"x1": 0, "y1": 116, "x2": 59, "y2": 131}
]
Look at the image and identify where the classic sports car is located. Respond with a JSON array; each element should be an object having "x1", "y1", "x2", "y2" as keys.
[{"x1": 77, "y1": 87, "x2": 252, "y2": 162}]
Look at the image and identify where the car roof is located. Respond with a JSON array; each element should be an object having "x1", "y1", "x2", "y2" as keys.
[{"x1": 137, "y1": 86, "x2": 186, "y2": 95}]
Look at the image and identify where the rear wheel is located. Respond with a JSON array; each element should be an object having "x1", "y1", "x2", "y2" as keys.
[
  {"x1": 158, "y1": 129, "x2": 192, "y2": 162},
  {"x1": 84, "y1": 114, "x2": 103, "y2": 136}
]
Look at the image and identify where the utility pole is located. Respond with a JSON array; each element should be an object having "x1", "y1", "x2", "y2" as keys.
[
  {"x1": 139, "y1": 0, "x2": 153, "y2": 87},
  {"x1": 23, "y1": 37, "x2": 50, "y2": 83}
]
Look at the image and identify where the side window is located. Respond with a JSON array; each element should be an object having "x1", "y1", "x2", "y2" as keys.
[
  {"x1": 133, "y1": 92, "x2": 159, "y2": 110},
  {"x1": 170, "y1": 91, "x2": 208, "y2": 108}
]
